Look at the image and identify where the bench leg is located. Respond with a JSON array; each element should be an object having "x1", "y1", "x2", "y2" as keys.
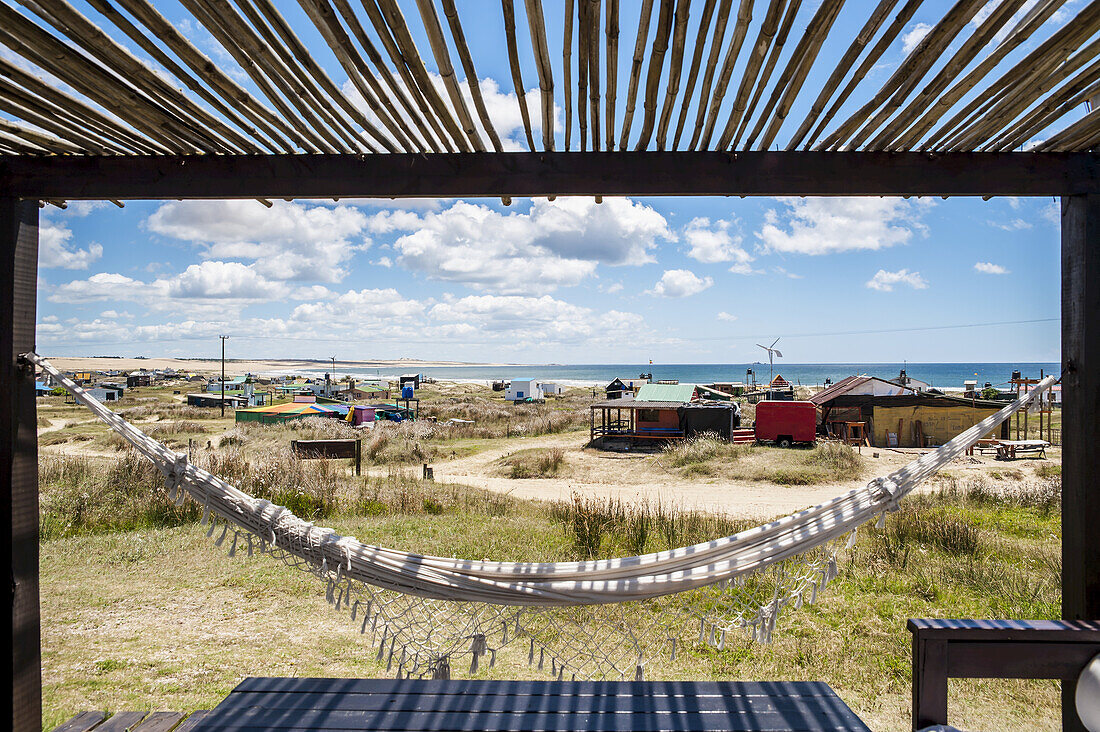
[{"x1": 913, "y1": 638, "x2": 948, "y2": 730}]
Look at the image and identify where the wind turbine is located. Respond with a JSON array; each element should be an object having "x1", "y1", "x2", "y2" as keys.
[{"x1": 757, "y1": 338, "x2": 783, "y2": 384}]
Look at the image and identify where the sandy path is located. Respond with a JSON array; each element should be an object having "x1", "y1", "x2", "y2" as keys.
[{"x1": 383, "y1": 432, "x2": 987, "y2": 521}]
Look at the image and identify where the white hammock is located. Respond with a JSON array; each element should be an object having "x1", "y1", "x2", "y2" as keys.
[{"x1": 28, "y1": 352, "x2": 1055, "y2": 677}]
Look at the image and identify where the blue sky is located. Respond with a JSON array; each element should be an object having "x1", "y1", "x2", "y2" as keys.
[{"x1": 17, "y1": 1, "x2": 1083, "y2": 364}]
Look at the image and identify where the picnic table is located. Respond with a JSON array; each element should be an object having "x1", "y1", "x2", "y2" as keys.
[
  {"x1": 183, "y1": 677, "x2": 872, "y2": 731},
  {"x1": 995, "y1": 439, "x2": 1050, "y2": 459}
]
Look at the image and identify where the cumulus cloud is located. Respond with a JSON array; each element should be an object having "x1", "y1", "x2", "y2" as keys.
[
  {"x1": 865, "y1": 269, "x2": 928, "y2": 292},
  {"x1": 428, "y1": 294, "x2": 642, "y2": 344},
  {"x1": 146, "y1": 200, "x2": 369, "y2": 282},
  {"x1": 38, "y1": 219, "x2": 103, "y2": 270},
  {"x1": 343, "y1": 74, "x2": 553, "y2": 153},
  {"x1": 682, "y1": 217, "x2": 752, "y2": 268},
  {"x1": 50, "y1": 261, "x2": 290, "y2": 314},
  {"x1": 717, "y1": 311, "x2": 738, "y2": 322},
  {"x1": 902, "y1": 23, "x2": 933, "y2": 54},
  {"x1": 757, "y1": 197, "x2": 929, "y2": 255},
  {"x1": 371, "y1": 198, "x2": 672, "y2": 294},
  {"x1": 649, "y1": 269, "x2": 713, "y2": 298},
  {"x1": 974, "y1": 261, "x2": 1009, "y2": 274},
  {"x1": 988, "y1": 218, "x2": 1032, "y2": 231},
  {"x1": 291, "y1": 288, "x2": 424, "y2": 324}
]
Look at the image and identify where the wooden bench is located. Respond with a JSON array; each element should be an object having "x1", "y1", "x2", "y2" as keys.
[
  {"x1": 186, "y1": 677, "x2": 872, "y2": 731},
  {"x1": 909, "y1": 618, "x2": 1100, "y2": 730}
]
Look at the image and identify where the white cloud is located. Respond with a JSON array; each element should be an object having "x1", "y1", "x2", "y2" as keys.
[
  {"x1": 717, "y1": 311, "x2": 738, "y2": 322},
  {"x1": 38, "y1": 219, "x2": 103, "y2": 270},
  {"x1": 291, "y1": 288, "x2": 424, "y2": 324},
  {"x1": 343, "y1": 74, "x2": 554, "y2": 153},
  {"x1": 866, "y1": 269, "x2": 928, "y2": 292},
  {"x1": 974, "y1": 261, "x2": 1009, "y2": 274},
  {"x1": 146, "y1": 200, "x2": 370, "y2": 282},
  {"x1": 428, "y1": 294, "x2": 643, "y2": 344},
  {"x1": 649, "y1": 269, "x2": 713, "y2": 298},
  {"x1": 757, "y1": 197, "x2": 929, "y2": 255},
  {"x1": 51, "y1": 272, "x2": 145, "y2": 303},
  {"x1": 988, "y1": 217, "x2": 1032, "y2": 231},
  {"x1": 902, "y1": 23, "x2": 933, "y2": 54},
  {"x1": 50, "y1": 261, "x2": 290, "y2": 314},
  {"x1": 682, "y1": 217, "x2": 752, "y2": 268},
  {"x1": 372, "y1": 198, "x2": 672, "y2": 294}
]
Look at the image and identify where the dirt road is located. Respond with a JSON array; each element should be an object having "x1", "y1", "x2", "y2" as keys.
[{"x1": 379, "y1": 431, "x2": 1012, "y2": 521}]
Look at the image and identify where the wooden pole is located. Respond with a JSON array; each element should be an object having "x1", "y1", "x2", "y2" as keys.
[
  {"x1": 1061, "y1": 193, "x2": 1100, "y2": 732},
  {"x1": 3, "y1": 197, "x2": 40, "y2": 731}
]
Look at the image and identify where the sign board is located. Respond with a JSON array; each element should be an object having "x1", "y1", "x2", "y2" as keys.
[{"x1": 291, "y1": 439, "x2": 361, "y2": 475}]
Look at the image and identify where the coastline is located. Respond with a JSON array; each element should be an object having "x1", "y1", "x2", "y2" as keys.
[{"x1": 43, "y1": 355, "x2": 516, "y2": 377}]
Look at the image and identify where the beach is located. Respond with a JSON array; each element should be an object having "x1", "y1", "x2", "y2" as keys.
[{"x1": 43, "y1": 355, "x2": 512, "y2": 377}]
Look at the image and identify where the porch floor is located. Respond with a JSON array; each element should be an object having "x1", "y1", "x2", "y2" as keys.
[{"x1": 55, "y1": 678, "x2": 872, "y2": 731}]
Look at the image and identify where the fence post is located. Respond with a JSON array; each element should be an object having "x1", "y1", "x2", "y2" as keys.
[{"x1": 355, "y1": 439, "x2": 361, "y2": 477}]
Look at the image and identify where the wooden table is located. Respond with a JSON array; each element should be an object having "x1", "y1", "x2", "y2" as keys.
[
  {"x1": 186, "y1": 677, "x2": 872, "y2": 731},
  {"x1": 994, "y1": 439, "x2": 1050, "y2": 459}
]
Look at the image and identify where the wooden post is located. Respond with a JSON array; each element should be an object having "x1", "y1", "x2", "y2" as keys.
[
  {"x1": 1061, "y1": 193, "x2": 1100, "y2": 732},
  {"x1": 2, "y1": 197, "x2": 40, "y2": 732},
  {"x1": 354, "y1": 438, "x2": 361, "y2": 477}
]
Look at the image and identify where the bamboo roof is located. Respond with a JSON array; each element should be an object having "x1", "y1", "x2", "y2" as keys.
[{"x1": 0, "y1": 0, "x2": 1096, "y2": 160}]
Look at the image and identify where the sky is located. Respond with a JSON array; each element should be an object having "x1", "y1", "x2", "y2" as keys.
[{"x1": 15, "y1": 0, "x2": 1086, "y2": 364}]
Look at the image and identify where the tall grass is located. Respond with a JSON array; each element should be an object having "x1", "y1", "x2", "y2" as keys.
[
  {"x1": 39, "y1": 452, "x2": 200, "y2": 539},
  {"x1": 500, "y1": 447, "x2": 567, "y2": 478},
  {"x1": 549, "y1": 494, "x2": 757, "y2": 559}
]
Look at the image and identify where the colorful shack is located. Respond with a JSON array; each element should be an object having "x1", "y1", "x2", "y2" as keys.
[{"x1": 234, "y1": 398, "x2": 347, "y2": 425}]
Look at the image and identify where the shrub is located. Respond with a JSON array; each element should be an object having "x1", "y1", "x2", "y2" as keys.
[
  {"x1": 502, "y1": 448, "x2": 566, "y2": 478},
  {"x1": 884, "y1": 505, "x2": 985, "y2": 556},
  {"x1": 805, "y1": 442, "x2": 862, "y2": 479}
]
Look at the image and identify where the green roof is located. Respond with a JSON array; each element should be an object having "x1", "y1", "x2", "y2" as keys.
[{"x1": 634, "y1": 383, "x2": 697, "y2": 403}]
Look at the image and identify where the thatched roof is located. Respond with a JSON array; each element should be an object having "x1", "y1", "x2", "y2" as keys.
[{"x1": 0, "y1": 0, "x2": 1095, "y2": 159}]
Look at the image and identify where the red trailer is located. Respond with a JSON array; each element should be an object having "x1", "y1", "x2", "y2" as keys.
[{"x1": 755, "y1": 400, "x2": 817, "y2": 447}]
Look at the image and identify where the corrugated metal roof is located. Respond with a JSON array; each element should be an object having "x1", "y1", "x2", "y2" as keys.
[
  {"x1": 635, "y1": 383, "x2": 697, "y2": 403},
  {"x1": 590, "y1": 401, "x2": 687, "y2": 410}
]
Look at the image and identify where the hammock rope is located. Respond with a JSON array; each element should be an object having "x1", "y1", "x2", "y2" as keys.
[{"x1": 26, "y1": 352, "x2": 1056, "y2": 678}]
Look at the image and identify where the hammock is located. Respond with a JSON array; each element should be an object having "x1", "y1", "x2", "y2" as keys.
[{"x1": 28, "y1": 352, "x2": 1056, "y2": 679}]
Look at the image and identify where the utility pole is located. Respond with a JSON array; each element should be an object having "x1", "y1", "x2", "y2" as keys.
[{"x1": 220, "y1": 335, "x2": 230, "y2": 417}]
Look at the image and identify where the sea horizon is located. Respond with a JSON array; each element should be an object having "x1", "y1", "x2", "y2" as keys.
[{"x1": 296, "y1": 361, "x2": 1062, "y2": 390}]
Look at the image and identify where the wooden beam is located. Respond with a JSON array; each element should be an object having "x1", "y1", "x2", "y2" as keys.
[
  {"x1": 2, "y1": 197, "x2": 39, "y2": 731},
  {"x1": 1061, "y1": 192, "x2": 1100, "y2": 732},
  {"x1": 0, "y1": 152, "x2": 1096, "y2": 199}
]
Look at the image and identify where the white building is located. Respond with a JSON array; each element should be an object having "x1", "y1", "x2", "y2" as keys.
[
  {"x1": 506, "y1": 378, "x2": 543, "y2": 402},
  {"x1": 541, "y1": 382, "x2": 565, "y2": 396}
]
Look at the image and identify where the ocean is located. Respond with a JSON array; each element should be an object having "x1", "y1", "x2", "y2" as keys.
[{"x1": 317, "y1": 362, "x2": 1061, "y2": 390}]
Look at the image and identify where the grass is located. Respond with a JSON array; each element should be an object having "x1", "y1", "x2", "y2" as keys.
[
  {"x1": 498, "y1": 447, "x2": 568, "y2": 478},
  {"x1": 35, "y1": 382, "x2": 1063, "y2": 730},
  {"x1": 659, "y1": 436, "x2": 865, "y2": 485},
  {"x1": 39, "y1": 463, "x2": 1063, "y2": 732}
]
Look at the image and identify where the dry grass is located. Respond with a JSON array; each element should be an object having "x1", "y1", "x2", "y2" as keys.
[
  {"x1": 658, "y1": 437, "x2": 865, "y2": 485},
  {"x1": 39, "y1": 468, "x2": 1062, "y2": 731},
  {"x1": 498, "y1": 447, "x2": 567, "y2": 479}
]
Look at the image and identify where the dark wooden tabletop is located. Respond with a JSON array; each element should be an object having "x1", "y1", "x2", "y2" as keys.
[{"x1": 187, "y1": 677, "x2": 871, "y2": 732}]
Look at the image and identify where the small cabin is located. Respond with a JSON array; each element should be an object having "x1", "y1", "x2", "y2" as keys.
[{"x1": 506, "y1": 378, "x2": 543, "y2": 402}]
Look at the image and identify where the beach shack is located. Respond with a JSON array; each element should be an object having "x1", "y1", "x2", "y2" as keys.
[
  {"x1": 590, "y1": 380, "x2": 740, "y2": 444},
  {"x1": 234, "y1": 398, "x2": 346, "y2": 425},
  {"x1": 813, "y1": 387, "x2": 1007, "y2": 448},
  {"x1": 505, "y1": 377, "x2": 542, "y2": 402}
]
